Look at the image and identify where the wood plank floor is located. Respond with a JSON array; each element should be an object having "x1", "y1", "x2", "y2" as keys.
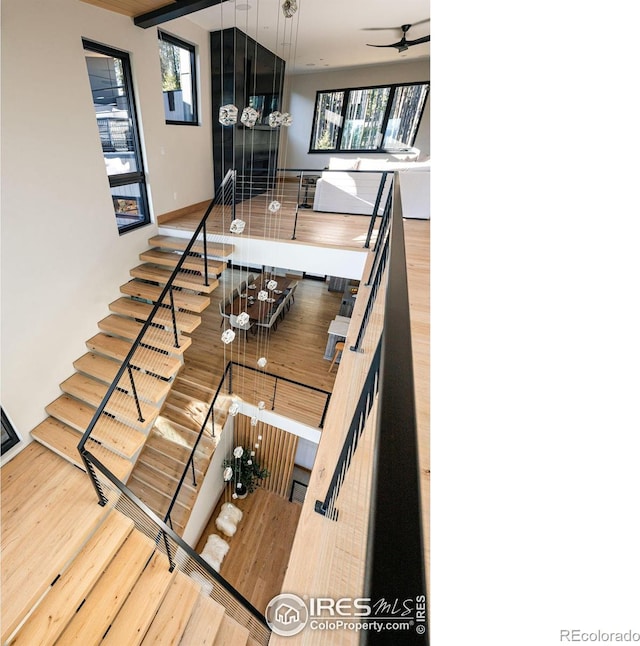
[
  {"x1": 171, "y1": 267, "x2": 345, "y2": 428},
  {"x1": 1, "y1": 443, "x2": 108, "y2": 643},
  {"x1": 194, "y1": 487, "x2": 302, "y2": 614},
  {"x1": 162, "y1": 195, "x2": 382, "y2": 250}
]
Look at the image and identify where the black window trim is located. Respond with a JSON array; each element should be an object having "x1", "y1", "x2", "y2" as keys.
[
  {"x1": 1, "y1": 407, "x2": 20, "y2": 455},
  {"x1": 308, "y1": 80, "x2": 430, "y2": 154},
  {"x1": 83, "y1": 38, "x2": 151, "y2": 235},
  {"x1": 158, "y1": 30, "x2": 199, "y2": 126}
]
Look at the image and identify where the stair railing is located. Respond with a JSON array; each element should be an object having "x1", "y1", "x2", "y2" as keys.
[
  {"x1": 79, "y1": 450, "x2": 271, "y2": 645},
  {"x1": 164, "y1": 360, "x2": 332, "y2": 531},
  {"x1": 77, "y1": 169, "x2": 236, "y2": 457}
]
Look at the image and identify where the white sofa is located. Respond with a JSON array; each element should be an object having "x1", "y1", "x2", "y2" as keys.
[{"x1": 312, "y1": 157, "x2": 430, "y2": 220}]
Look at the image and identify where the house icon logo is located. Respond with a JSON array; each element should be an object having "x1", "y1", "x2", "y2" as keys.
[{"x1": 266, "y1": 593, "x2": 308, "y2": 636}]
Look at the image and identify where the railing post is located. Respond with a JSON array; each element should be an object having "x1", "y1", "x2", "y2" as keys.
[
  {"x1": 80, "y1": 452, "x2": 109, "y2": 506},
  {"x1": 292, "y1": 172, "x2": 303, "y2": 240},
  {"x1": 364, "y1": 172, "x2": 390, "y2": 249},
  {"x1": 272, "y1": 377, "x2": 278, "y2": 410},
  {"x1": 161, "y1": 531, "x2": 176, "y2": 571},
  {"x1": 202, "y1": 220, "x2": 210, "y2": 287},
  {"x1": 319, "y1": 392, "x2": 331, "y2": 429},
  {"x1": 168, "y1": 289, "x2": 180, "y2": 348},
  {"x1": 127, "y1": 365, "x2": 145, "y2": 423}
]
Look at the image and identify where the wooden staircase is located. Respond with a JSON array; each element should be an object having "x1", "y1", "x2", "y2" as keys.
[
  {"x1": 31, "y1": 234, "x2": 233, "y2": 487},
  {"x1": 127, "y1": 383, "x2": 235, "y2": 535},
  {"x1": 6, "y1": 506, "x2": 263, "y2": 646}
]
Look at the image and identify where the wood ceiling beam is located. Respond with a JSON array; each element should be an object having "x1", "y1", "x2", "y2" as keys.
[{"x1": 134, "y1": 0, "x2": 225, "y2": 28}]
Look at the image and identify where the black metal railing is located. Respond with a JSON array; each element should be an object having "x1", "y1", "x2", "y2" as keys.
[
  {"x1": 164, "y1": 359, "x2": 331, "y2": 531},
  {"x1": 77, "y1": 169, "x2": 236, "y2": 458},
  {"x1": 79, "y1": 451, "x2": 270, "y2": 644},
  {"x1": 313, "y1": 176, "x2": 428, "y2": 644}
]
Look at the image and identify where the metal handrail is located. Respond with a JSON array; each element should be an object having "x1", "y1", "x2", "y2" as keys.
[
  {"x1": 79, "y1": 449, "x2": 270, "y2": 641},
  {"x1": 165, "y1": 359, "x2": 332, "y2": 529},
  {"x1": 77, "y1": 170, "x2": 236, "y2": 455}
]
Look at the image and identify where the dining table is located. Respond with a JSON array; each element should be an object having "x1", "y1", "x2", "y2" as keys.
[{"x1": 225, "y1": 274, "x2": 292, "y2": 324}]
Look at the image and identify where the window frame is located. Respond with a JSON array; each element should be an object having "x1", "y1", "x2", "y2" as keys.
[
  {"x1": 83, "y1": 39, "x2": 151, "y2": 234},
  {"x1": 308, "y1": 81, "x2": 430, "y2": 154},
  {"x1": 158, "y1": 30, "x2": 199, "y2": 126},
  {"x1": 1, "y1": 407, "x2": 20, "y2": 455}
]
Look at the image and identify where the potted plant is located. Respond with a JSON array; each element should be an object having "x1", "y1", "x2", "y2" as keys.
[{"x1": 223, "y1": 445, "x2": 270, "y2": 498}]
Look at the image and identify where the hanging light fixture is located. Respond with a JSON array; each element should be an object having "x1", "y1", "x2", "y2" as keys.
[{"x1": 282, "y1": 0, "x2": 297, "y2": 18}]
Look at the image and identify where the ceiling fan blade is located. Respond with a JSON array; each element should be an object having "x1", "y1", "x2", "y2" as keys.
[
  {"x1": 363, "y1": 18, "x2": 430, "y2": 32},
  {"x1": 406, "y1": 35, "x2": 430, "y2": 46},
  {"x1": 410, "y1": 18, "x2": 431, "y2": 27},
  {"x1": 366, "y1": 43, "x2": 403, "y2": 48}
]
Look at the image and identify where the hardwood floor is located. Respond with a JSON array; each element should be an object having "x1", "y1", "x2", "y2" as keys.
[
  {"x1": 194, "y1": 487, "x2": 302, "y2": 614},
  {"x1": 172, "y1": 267, "x2": 345, "y2": 427},
  {"x1": 162, "y1": 196, "x2": 382, "y2": 250}
]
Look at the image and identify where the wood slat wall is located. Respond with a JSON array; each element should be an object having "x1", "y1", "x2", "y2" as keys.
[{"x1": 235, "y1": 415, "x2": 298, "y2": 499}]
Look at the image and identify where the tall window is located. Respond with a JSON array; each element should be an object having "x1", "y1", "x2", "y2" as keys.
[
  {"x1": 1, "y1": 408, "x2": 20, "y2": 455},
  {"x1": 310, "y1": 82, "x2": 429, "y2": 153},
  {"x1": 158, "y1": 31, "x2": 198, "y2": 125},
  {"x1": 83, "y1": 40, "x2": 150, "y2": 234}
]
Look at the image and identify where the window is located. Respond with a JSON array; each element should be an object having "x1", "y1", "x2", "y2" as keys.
[
  {"x1": 310, "y1": 82, "x2": 429, "y2": 153},
  {"x1": 83, "y1": 40, "x2": 150, "y2": 234},
  {"x1": 1, "y1": 408, "x2": 20, "y2": 455},
  {"x1": 158, "y1": 31, "x2": 198, "y2": 124}
]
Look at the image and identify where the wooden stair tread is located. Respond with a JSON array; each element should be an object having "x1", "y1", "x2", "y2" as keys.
[
  {"x1": 46, "y1": 395, "x2": 145, "y2": 459},
  {"x1": 55, "y1": 530, "x2": 156, "y2": 646},
  {"x1": 146, "y1": 428, "x2": 212, "y2": 472},
  {"x1": 30, "y1": 417, "x2": 132, "y2": 481},
  {"x1": 149, "y1": 234, "x2": 234, "y2": 258},
  {"x1": 127, "y1": 475, "x2": 191, "y2": 527},
  {"x1": 153, "y1": 415, "x2": 216, "y2": 455},
  {"x1": 131, "y1": 264, "x2": 219, "y2": 294},
  {"x1": 102, "y1": 551, "x2": 177, "y2": 646},
  {"x1": 60, "y1": 373, "x2": 157, "y2": 432},
  {"x1": 138, "y1": 443, "x2": 205, "y2": 482},
  {"x1": 141, "y1": 572, "x2": 201, "y2": 646},
  {"x1": 9, "y1": 511, "x2": 134, "y2": 646},
  {"x1": 214, "y1": 615, "x2": 250, "y2": 645},
  {"x1": 73, "y1": 353, "x2": 171, "y2": 404},
  {"x1": 1, "y1": 447, "x2": 110, "y2": 644},
  {"x1": 109, "y1": 297, "x2": 201, "y2": 334},
  {"x1": 178, "y1": 594, "x2": 226, "y2": 645},
  {"x1": 97, "y1": 315, "x2": 191, "y2": 355},
  {"x1": 140, "y1": 249, "x2": 225, "y2": 276},
  {"x1": 132, "y1": 461, "x2": 197, "y2": 508},
  {"x1": 87, "y1": 333, "x2": 183, "y2": 379},
  {"x1": 121, "y1": 279, "x2": 211, "y2": 313}
]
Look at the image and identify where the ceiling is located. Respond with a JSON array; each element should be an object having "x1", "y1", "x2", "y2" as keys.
[{"x1": 83, "y1": 0, "x2": 430, "y2": 74}]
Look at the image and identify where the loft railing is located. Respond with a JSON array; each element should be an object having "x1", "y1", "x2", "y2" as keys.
[
  {"x1": 228, "y1": 168, "x2": 392, "y2": 246},
  {"x1": 164, "y1": 359, "x2": 331, "y2": 532},
  {"x1": 312, "y1": 176, "x2": 429, "y2": 644}
]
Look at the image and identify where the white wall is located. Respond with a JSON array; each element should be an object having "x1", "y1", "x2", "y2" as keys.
[
  {"x1": 0, "y1": 0, "x2": 213, "y2": 445},
  {"x1": 158, "y1": 227, "x2": 368, "y2": 280},
  {"x1": 182, "y1": 413, "x2": 235, "y2": 548},
  {"x1": 280, "y1": 60, "x2": 430, "y2": 171}
]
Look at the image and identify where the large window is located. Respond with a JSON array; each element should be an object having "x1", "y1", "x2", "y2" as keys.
[
  {"x1": 310, "y1": 82, "x2": 429, "y2": 153},
  {"x1": 158, "y1": 31, "x2": 198, "y2": 125},
  {"x1": 1, "y1": 407, "x2": 20, "y2": 455},
  {"x1": 83, "y1": 40, "x2": 150, "y2": 234}
]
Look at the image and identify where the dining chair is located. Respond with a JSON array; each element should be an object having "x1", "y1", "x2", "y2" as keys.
[
  {"x1": 286, "y1": 281, "x2": 298, "y2": 311},
  {"x1": 219, "y1": 300, "x2": 230, "y2": 329},
  {"x1": 257, "y1": 301, "x2": 285, "y2": 334}
]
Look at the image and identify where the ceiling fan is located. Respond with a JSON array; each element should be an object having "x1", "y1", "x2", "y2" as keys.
[{"x1": 365, "y1": 19, "x2": 430, "y2": 53}]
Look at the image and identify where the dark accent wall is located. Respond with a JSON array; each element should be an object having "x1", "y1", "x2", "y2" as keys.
[{"x1": 210, "y1": 28, "x2": 285, "y2": 199}]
